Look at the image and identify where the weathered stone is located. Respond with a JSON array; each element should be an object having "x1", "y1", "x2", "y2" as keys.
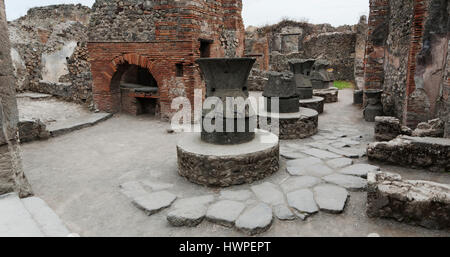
[
  {"x1": 132, "y1": 191, "x2": 177, "y2": 216},
  {"x1": 339, "y1": 164, "x2": 380, "y2": 178},
  {"x1": 167, "y1": 195, "x2": 215, "y2": 227},
  {"x1": 280, "y1": 150, "x2": 307, "y2": 159},
  {"x1": 326, "y1": 146, "x2": 365, "y2": 159},
  {"x1": 367, "y1": 136, "x2": 450, "y2": 172},
  {"x1": 299, "y1": 96, "x2": 325, "y2": 114},
  {"x1": 280, "y1": 176, "x2": 322, "y2": 193},
  {"x1": 251, "y1": 182, "x2": 285, "y2": 206},
  {"x1": 206, "y1": 200, "x2": 246, "y2": 227},
  {"x1": 374, "y1": 116, "x2": 411, "y2": 141},
  {"x1": 302, "y1": 148, "x2": 342, "y2": 159},
  {"x1": 219, "y1": 190, "x2": 253, "y2": 202},
  {"x1": 367, "y1": 172, "x2": 450, "y2": 230},
  {"x1": 119, "y1": 181, "x2": 148, "y2": 199},
  {"x1": 287, "y1": 189, "x2": 319, "y2": 215},
  {"x1": 286, "y1": 157, "x2": 323, "y2": 176},
  {"x1": 364, "y1": 90, "x2": 384, "y2": 122},
  {"x1": 177, "y1": 131, "x2": 279, "y2": 187},
  {"x1": 235, "y1": 203, "x2": 273, "y2": 235},
  {"x1": 326, "y1": 158, "x2": 354, "y2": 169},
  {"x1": 141, "y1": 180, "x2": 174, "y2": 192},
  {"x1": 323, "y1": 174, "x2": 367, "y2": 191},
  {"x1": 313, "y1": 87, "x2": 339, "y2": 103},
  {"x1": 313, "y1": 184, "x2": 349, "y2": 214},
  {"x1": 412, "y1": 118, "x2": 445, "y2": 138},
  {"x1": 273, "y1": 204, "x2": 296, "y2": 220}
]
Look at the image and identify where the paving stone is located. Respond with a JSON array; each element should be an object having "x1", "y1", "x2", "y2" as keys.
[
  {"x1": 326, "y1": 146, "x2": 365, "y2": 159},
  {"x1": 167, "y1": 206, "x2": 208, "y2": 227},
  {"x1": 251, "y1": 182, "x2": 285, "y2": 206},
  {"x1": 280, "y1": 176, "x2": 322, "y2": 193},
  {"x1": 286, "y1": 157, "x2": 323, "y2": 175},
  {"x1": 219, "y1": 190, "x2": 253, "y2": 202},
  {"x1": 339, "y1": 164, "x2": 380, "y2": 178},
  {"x1": 302, "y1": 148, "x2": 342, "y2": 159},
  {"x1": 172, "y1": 195, "x2": 215, "y2": 209},
  {"x1": 287, "y1": 189, "x2": 319, "y2": 214},
  {"x1": 273, "y1": 204, "x2": 296, "y2": 220},
  {"x1": 293, "y1": 210, "x2": 308, "y2": 220},
  {"x1": 306, "y1": 142, "x2": 329, "y2": 150},
  {"x1": 313, "y1": 184, "x2": 349, "y2": 214},
  {"x1": 132, "y1": 191, "x2": 177, "y2": 216},
  {"x1": 119, "y1": 181, "x2": 148, "y2": 199},
  {"x1": 323, "y1": 174, "x2": 367, "y2": 191},
  {"x1": 280, "y1": 150, "x2": 307, "y2": 159},
  {"x1": 206, "y1": 200, "x2": 246, "y2": 227},
  {"x1": 291, "y1": 163, "x2": 335, "y2": 177},
  {"x1": 235, "y1": 203, "x2": 273, "y2": 235},
  {"x1": 141, "y1": 180, "x2": 174, "y2": 192},
  {"x1": 326, "y1": 158, "x2": 354, "y2": 169}
]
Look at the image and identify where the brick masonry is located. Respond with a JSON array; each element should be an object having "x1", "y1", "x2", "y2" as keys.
[{"x1": 88, "y1": 0, "x2": 245, "y2": 120}]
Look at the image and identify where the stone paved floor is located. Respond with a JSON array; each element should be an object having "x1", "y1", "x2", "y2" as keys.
[{"x1": 21, "y1": 89, "x2": 450, "y2": 236}]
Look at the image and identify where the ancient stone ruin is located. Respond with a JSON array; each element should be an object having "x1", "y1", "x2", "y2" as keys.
[{"x1": 1, "y1": 0, "x2": 449, "y2": 238}]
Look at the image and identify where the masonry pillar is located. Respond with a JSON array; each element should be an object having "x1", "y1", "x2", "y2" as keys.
[
  {"x1": 363, "y1": 0, "x2": 390, "y2": 91},
  {"x1": 0, "y1": 0, "x2": 33, "y2": 197}
]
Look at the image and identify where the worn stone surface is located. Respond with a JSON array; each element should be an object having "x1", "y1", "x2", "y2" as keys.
[
  {"x1": 206, "y1": 200, "x2": 246, "y2": 227},
  {"x1": 0, "y1": 0, "x2": 33, "y2": 198},
  {"x1": 132, "y1": 191, "x2": 177, "y2": 216},
  {"x1": 18, "y1": 119, "x2": 50, "y2": 143},
  {"x1": 299, "y1": 96, "x2": 325, "y2": 114},
  {"x1": 314, "y1": 184, "x2": 349, "y2": 214},
  {"x1": 367, "y1": 172, "x2": 450, "y2": 230},
  {"x1": 323, "y1": 174, "x2": 367, "y2": 191},
  {"x1": 251, "y1": 182, "x2": 285, "y2": 206},
  {"x1": 280, "y1": 176, "x2": 322, "y2": 193},
  {"x1": 326, "y1": 158, "x2": 354, "y2": 169},
  {"x1": 286, "y1": 157, "x2": 323, "y2": 176},
  {"x1": 367, "y1": 135, "x2": 450, "y2": 172},
  {"x1": 235, "y1": 203, "x2": 273, "y2": 235},
  {"x1": 273, "y1": 204, "x2": 296, "y2": 220},
  {"x1": 375, "y1": 116, "x2": 412, "y2": 141},
  {"x1": 313, "y1": 88, "x2": 339, "y2": 103},
  {"x1": 177, "y1": 131, "x2": 279, "y2": 187},
  {"x1": 302, "y1": 148, "x2": 341, "y2": 159},
  {"x1": 287, "y1": 189, "x2": 319, "y2": 215},
  {"x1": 219, "y1": 190, "x2": 253, "y2": 202},
  {"x1": 167, "y1": 195, "x2": 215, "y2": 227},
  {"x1": 339, "y1": 164, "x2": 380, "y2": 178},
  {"x1": 412, "y1": 118, "x2": 445, "y2": 138},
  {"x1": 259, "y1": 108, "x2": 319, "y2": 140}
]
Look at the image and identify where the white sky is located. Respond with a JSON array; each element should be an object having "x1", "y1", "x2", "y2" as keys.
[{"x1": 5, "y1": 0, "x2": 369, "y2": 27}]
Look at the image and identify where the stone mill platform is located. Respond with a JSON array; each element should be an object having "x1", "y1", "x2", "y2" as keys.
[
  {"x1": 177, "y1": 130, "x2": 280, "y2": 187},
  {"x1": 259, "y1": 108, "x2": 319, "y2": 140},
  {"x1": 299, "y1": 96, "x2": 325, "y2": 114}
]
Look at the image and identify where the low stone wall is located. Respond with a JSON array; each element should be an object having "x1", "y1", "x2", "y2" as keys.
[
  {"x1": 374, "y1": 116, "x2": 412, "y2": 141},
  {"x1": 367, "y1": 136, "x2": 450, "y2": 172},
  {"x1": 313, "y1": 88, "x2": 339, "y2": 103},
  {"x1": 18, "y1": 119, "x2": 50, "y2": 143},
  {"x1": 367, "y1": 172, "x2": 450, "y2": 230}
]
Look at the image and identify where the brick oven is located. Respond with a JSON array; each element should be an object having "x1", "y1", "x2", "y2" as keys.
[{"x1": 87, "y1": 0, "x2": 245, "y2": 120}]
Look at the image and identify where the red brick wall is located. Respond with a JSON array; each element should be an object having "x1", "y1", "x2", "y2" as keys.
[{"x1": 363, "y1": 0, "x2": 390, "y2": 91}]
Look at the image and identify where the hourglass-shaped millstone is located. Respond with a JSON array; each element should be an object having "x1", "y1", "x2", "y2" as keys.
[
  {"x1": 310, "y1": 60, "x2": 332, "y2": 89},
  {"x1": 263, "y1": 71, "x2": 300, "y2": 113},
  {"x1": 364, "y1": 89, "x2": 384, "y2": 122},
  {"x1": 288, "y1": 59, "x2": 316, "y2": 99},
  {"x1": 196, "y1": 58, "x2": 257, "y2": 145}
]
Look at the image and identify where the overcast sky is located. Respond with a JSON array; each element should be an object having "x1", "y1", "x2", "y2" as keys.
[{"x1": 5, "y1": 0, "x2": 369, "y2": 27}]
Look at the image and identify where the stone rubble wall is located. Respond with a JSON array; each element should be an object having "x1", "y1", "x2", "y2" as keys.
[
  {"x1": 8, "y1": 4, "x2": 93, "y2": 107},
  {"x1": 245, "y1": 20, "x2": 360, "y2": 84},
  {"x1": 0, "y1": 0, "x2": 33, "y2": 197},
  {"x1": 364, "y1": 0, "x2": 450, "y2": 132},
  {"x1": 367, "y1": 135, "x2": 450, "y2": 172},
  {"x1": 367, "y1": 172, "x2": 450, "y2": 230},
  {"x1": 354, "y1": 16, "x2": 368, "y2": 90}
]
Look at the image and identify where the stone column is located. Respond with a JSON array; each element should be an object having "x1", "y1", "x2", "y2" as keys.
[{"x1": 0, "y1": 0, "x2": 33, "y2": 197}]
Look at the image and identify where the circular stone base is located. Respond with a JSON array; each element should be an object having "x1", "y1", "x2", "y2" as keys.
[
  {"x1": 258, "y1": 108, "x2": 319, "y2": 140},
  {"x1": 313, "y1": 87, "x2": 339, "y2": 103},
  {"x1": 177, "y1": 130, "x2": 279, "y2": 187},
  {"x1": 299, "y1": 96, "x2": 325, "y2": 114}
]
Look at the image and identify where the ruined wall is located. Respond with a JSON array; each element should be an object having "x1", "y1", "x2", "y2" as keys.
[
  {"x1": 381, "y1": 0, "x2": 414, "y2": 118},
  {"x1": 245, "y1": 20, "x2": 358, "y2": 82},
  {"x1": 0, "y1": 0, "x2": 32, "y2": 197},
  {"x1": 88, "y1": 0, "x2": 245, "y2": 119},
  {"x1": 364, "y1": 0, "x2": 450, "y2": 131},
  {"x1": 8, "y1": 4, "x2": 93, "y2": 106},
  {"x1": 354, "y1": 16, "x2": 368, "y2": 90}
]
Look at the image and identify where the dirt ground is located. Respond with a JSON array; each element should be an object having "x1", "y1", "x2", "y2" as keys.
[{"x1": 21, "y1": 89, "x2": 450, "y2": 237}]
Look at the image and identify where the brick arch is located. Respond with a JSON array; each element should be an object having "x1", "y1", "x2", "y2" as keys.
[{"x1": 109, "y1": 53, "x2": 165, "y2": 90}]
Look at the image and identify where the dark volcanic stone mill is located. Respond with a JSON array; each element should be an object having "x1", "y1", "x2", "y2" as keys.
[
  {"x1": 196, "y1": 58, "x2": 257, "y2": 145},
  {"x1": 177, "y1": 57, "x2": 280, "y2": 187},
  {"x1": 288, "y1": 59, "x2": 316, "y2": 99}
]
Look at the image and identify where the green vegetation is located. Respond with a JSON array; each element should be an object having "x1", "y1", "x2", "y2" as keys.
[{"x1": 333, "y1": 81, "x2": 355, "y2": 90}]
